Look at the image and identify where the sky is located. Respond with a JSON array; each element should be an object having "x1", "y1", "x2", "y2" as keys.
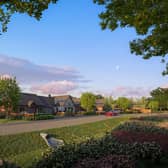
[{"x1": 0, "y1": 0, "x2": 167, "y2": 98}]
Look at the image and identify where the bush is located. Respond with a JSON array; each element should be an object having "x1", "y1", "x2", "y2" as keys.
[
  {"x1": 114, "y1": 121, "x2": 168, "y2": 135},
  {"x1": 84, "y1": 112, "x2": 97, "y2": 116},
  {"x1": 34, "y1": 134, "x2": 162, "y2": 168},
  {"x1": 0, "y1": 160, "x2": 20, "y2": 168},
  {"x1": 0, "y1": 113, "x2": 6, "y2": 119},
  {"x1": 112, "y1": 130, "x2": 168, "y2": 153},
  {"x1": 25, "y1": 114, "x2": 55, "y2": 121},
  {"x1": 73, "y1": 155, "x2": 136, "y2": 168},
  {"x1": 131, "y1": 114, "x2": 168, "y2": 122},
  {"x1": 35, "y1": 114, "x2": 55, "y2": 120}
]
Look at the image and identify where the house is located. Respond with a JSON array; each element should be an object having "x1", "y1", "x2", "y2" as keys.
[
  {"x1": 18, "y1": 93, "x2": 54, "y2": 114},
  {"x1": 95, "y1": 99, "x2": 105, "y2": 113},
  {"x1": 132, "y1": 105, "x2": 151, "y2": 113},
  {"x1": 53, "y1": 95, "x2": 76, "y2": 114},
  {"x1": 72, "y1": 97, "x2": 83, "y2": 112}
]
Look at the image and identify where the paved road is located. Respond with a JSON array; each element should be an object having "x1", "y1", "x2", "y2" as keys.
[{"x1": 0, "y1": 115, "x2": 115, "y2": 136}]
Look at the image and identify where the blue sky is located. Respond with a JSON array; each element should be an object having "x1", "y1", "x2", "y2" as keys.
[{"x1": 0, "y1": 0, "x2": 167, "y2": 98}]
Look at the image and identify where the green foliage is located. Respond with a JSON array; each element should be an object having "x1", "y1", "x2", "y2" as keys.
[
  {"x1": 114, "y1": 121, "x2": 168, "y2": 135},
  {"x1": 0, "y1": 0, "x2": 58, "y2": 33},
  {"x1": 133, "y1": 114, "x2": 168, "y2": 122},
  {"x1": 81, "y1": 92, "x2": 96, "y2": 112},
  {"x1": 150, "y1": 88, "x2": 168, "y2": 111},
  {"x1": 0, "y1": 160, "x2": 20, "y2": 168},
  {"x1": 116, "y1": 97, "x2": 132, "y2": 112},
  {"x1": 0, "y1": 116, "x2": 130, "y2": 167},
  {"x1": 0, "y1": 77, "x2": 21, "y2": 118},
  {"x1": 25, "y1": 114, "x2": 55, "y2": 121},
  {"x1": 95, "y1": 94, "x2": 104, "y2": 99},
  {"x1": 94, "y1": 0, "x2": 168, "y2": 75},
  {"x1": 104, "y1": 96, "x2": 113, "y2": 111},
  {"x1": 35, "y1": 114, "x2": 55, "y2": 120},
  {"x1": 84, "y1": 111, "x2": 96, "y2": 116},
  {"x1": 35, "y1": 134, "x2": 162, "y2": 168},
  {"x1": 148, "y1": 100, "x2": 159, "y2": 112}
]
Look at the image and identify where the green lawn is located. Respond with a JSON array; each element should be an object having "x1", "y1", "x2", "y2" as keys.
[
  {"x1": 0, "y1": 116, "x2": 130, "y2": 168},
  {"x1": 0, "y1": 119, "x2": 28, "y2": 124}
]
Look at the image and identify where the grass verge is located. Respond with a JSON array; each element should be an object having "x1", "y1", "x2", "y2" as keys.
[{"x1": 0, "y1": 116, "x2": 130, "y2": 167}]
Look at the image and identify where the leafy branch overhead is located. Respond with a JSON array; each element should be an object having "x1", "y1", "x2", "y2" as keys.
[
  {"x1": 94, "y1": 0, "x2": 168, "y2": 74},
  {"x1": 0, "y1": 0, "x2": 58, "y2": 33}
]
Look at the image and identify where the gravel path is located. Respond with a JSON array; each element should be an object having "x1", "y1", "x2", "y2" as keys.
[{"x1": 0, "y1": 115, "x2": 113, "y2": 136}]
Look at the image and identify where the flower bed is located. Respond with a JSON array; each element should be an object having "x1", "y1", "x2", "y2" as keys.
[
  {"x1": 112, "y1": 130, "x2": 168, "y2": 153},
  {"x1": 114, "y1": 121, "x2": 168, "y2": 135},
  {"x1": 73, "y1": 155, "x2": 136, "y2": 168},
  {"x1": 131, "y1": 114, "x2": 168, "y2": 122}
]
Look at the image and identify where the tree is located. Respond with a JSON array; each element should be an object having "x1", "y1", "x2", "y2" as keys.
[
  {"x1": 0, "y1": 76, "x2": 21, "y2": 118},
  {"x1": 95, "y1": 94, "x2": 104, "y2": 99},
  {"x1": 104, "y1": 96, "x2": 114, "y2": 111},
  {"x1": 104, "y1": 97, "x2": 112, "y2": 111},
  {"x1": 148, "y1": 100, "x2": 159, "y2": 112},
  {"x1": 150, "y1": 87, "x2": 168, "y2": 111},
  {"x1": 0, "y1": 0, "x2": 58, "y2": 33},
  {"x1": 116, "y1": 97, "x2": 132, "y2": 112},
  {"x1": 81, "y1": 92, "x2": 96, "y2": 112},
  {"x1": 94, "y1": 0, "x2": 168, "y2": 75}
]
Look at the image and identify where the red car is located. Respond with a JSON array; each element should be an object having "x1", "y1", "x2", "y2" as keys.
[{"x1": 105, "y1": 111, "x2": 118, "y2": 117}]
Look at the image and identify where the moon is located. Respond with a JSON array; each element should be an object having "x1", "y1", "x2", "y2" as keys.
[{"x1": 115, "y1": 65, "x2": 120, "y2": 71}]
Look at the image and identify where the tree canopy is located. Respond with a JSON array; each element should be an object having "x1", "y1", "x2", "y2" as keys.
[
  {"x1": 0, "y1": 76, "x2": 21, "y2": 117},
  {"x1": 150, "y1": 87, "x2": 168, "y2": 111},
  {"x1": 94, "y1": 0, "x2": 168, "y2": 75},
  {"x1": 116, "y1": 97, "x2": 132, "y2": 112},
  {"x1": 81, "y1": 92, "x2": 96, "y2": 112},
  {"x1": 0, "y1": 0, "x2": 58, "y2": 33},
  {"x1": 148, "y1": 100, "x2": 159, "y2": 112}
]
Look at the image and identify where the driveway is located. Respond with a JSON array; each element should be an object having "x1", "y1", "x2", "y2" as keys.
[{"x1": 0, "y1": 115, "x2": 115, "y2": 136}]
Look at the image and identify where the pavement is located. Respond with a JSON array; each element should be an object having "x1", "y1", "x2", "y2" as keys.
[{"x1": 0, "y1": 115, "x2": 116, "y2": 136}]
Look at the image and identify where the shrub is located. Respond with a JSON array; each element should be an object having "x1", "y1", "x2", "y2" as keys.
[
  {"x1": 131, "y1": 114, "x2": 168, "y2": 122},
  {"x1": 34, "y1": 134, "x2": 162, "y2": 168},
  {"x1": 114, "y1": 121, "x2": 168, "y2": 135},
  {"x1": 84, "y1": 111, "x2": 97, "y2": 116},
  {"x1": 0, "y1": 113, "x2": 6, "y2": 119},
  {"x1": 73, "y1": 155, "x2": 136, "y2": 168},
  {"x1": 112, "y1": 130, "x2": 168, "y2": 153},
  {"x1": 35, "y1": 114, "x2": 55, "y2": 120},
  {"x1": 0, "y1": 160, "x2": 20, "y2": 168},
  {"x1": 25, "y1": 114, "x2": 55, "y2": 120}
]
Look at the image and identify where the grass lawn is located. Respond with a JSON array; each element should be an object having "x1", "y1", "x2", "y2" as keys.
[
  {"x1": 0, "y1": 116, "x2": 130, "y2": 168},
  {"x1": 0, "y1": 119, "x2": 28, "y2": 124}
]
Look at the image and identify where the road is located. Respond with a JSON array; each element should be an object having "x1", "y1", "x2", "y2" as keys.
[{"x1": 0, "y1": 115, "x2": 116, "y2": 136}]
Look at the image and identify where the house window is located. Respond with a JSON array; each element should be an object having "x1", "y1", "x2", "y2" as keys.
[{"x1": 19, "y1": 107, "x2": 25, "y2": 112}]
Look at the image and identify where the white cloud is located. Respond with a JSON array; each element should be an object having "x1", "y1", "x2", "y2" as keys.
[
  {"x1": 0, "y1": 54, "x2": 82, "y2": 84},
  {"x1": 97, "y1": 86, "x2": 152, "y2": 98},
  {"x1": 0, "y1": 54, "x2": 86, "y2": 95},
  {"x1": 30, "y1": 80, "x2": 78, "y2": 95}
]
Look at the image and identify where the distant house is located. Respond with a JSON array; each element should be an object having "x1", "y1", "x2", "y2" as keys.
[
  {"x1": 18, "y1": 93, "x2": 54, "y2": 114},
  {"x1": 132, "y1": 105, "x2": 151, "y2": 113},
  {"x1": 53, "y1": 95, "x2": 76, "y2": 114},
  {"x1": 95, "y1": 99, "x2": 105, "y2": 113},
  {"x1": 72, "y1": 97, "x2": 83, "y2": 112}
]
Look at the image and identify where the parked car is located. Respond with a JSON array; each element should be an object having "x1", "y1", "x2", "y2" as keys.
[{"x1": 105, "y1": 111, "x2": 118, "y2": 117}]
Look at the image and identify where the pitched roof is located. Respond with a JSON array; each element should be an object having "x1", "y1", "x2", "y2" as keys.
[
  {"x1": 72, "y1": 97, "x2": 80, "y2": 105},
  {"x1": 19, "y1": 93, "x2": 54, "y2": 107},
  {"x1": 95, "y1": 99, "x2": 105, "y2": 107},
  {"x1": 53, "y1": 95, "x2": 72, "y2": 101},
  {"x1": 38, "y1": 96, "x2": 54, "y2": 107},
  {"x1": 19, "y1": 93, "x2": 44, "y2": 106}
]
